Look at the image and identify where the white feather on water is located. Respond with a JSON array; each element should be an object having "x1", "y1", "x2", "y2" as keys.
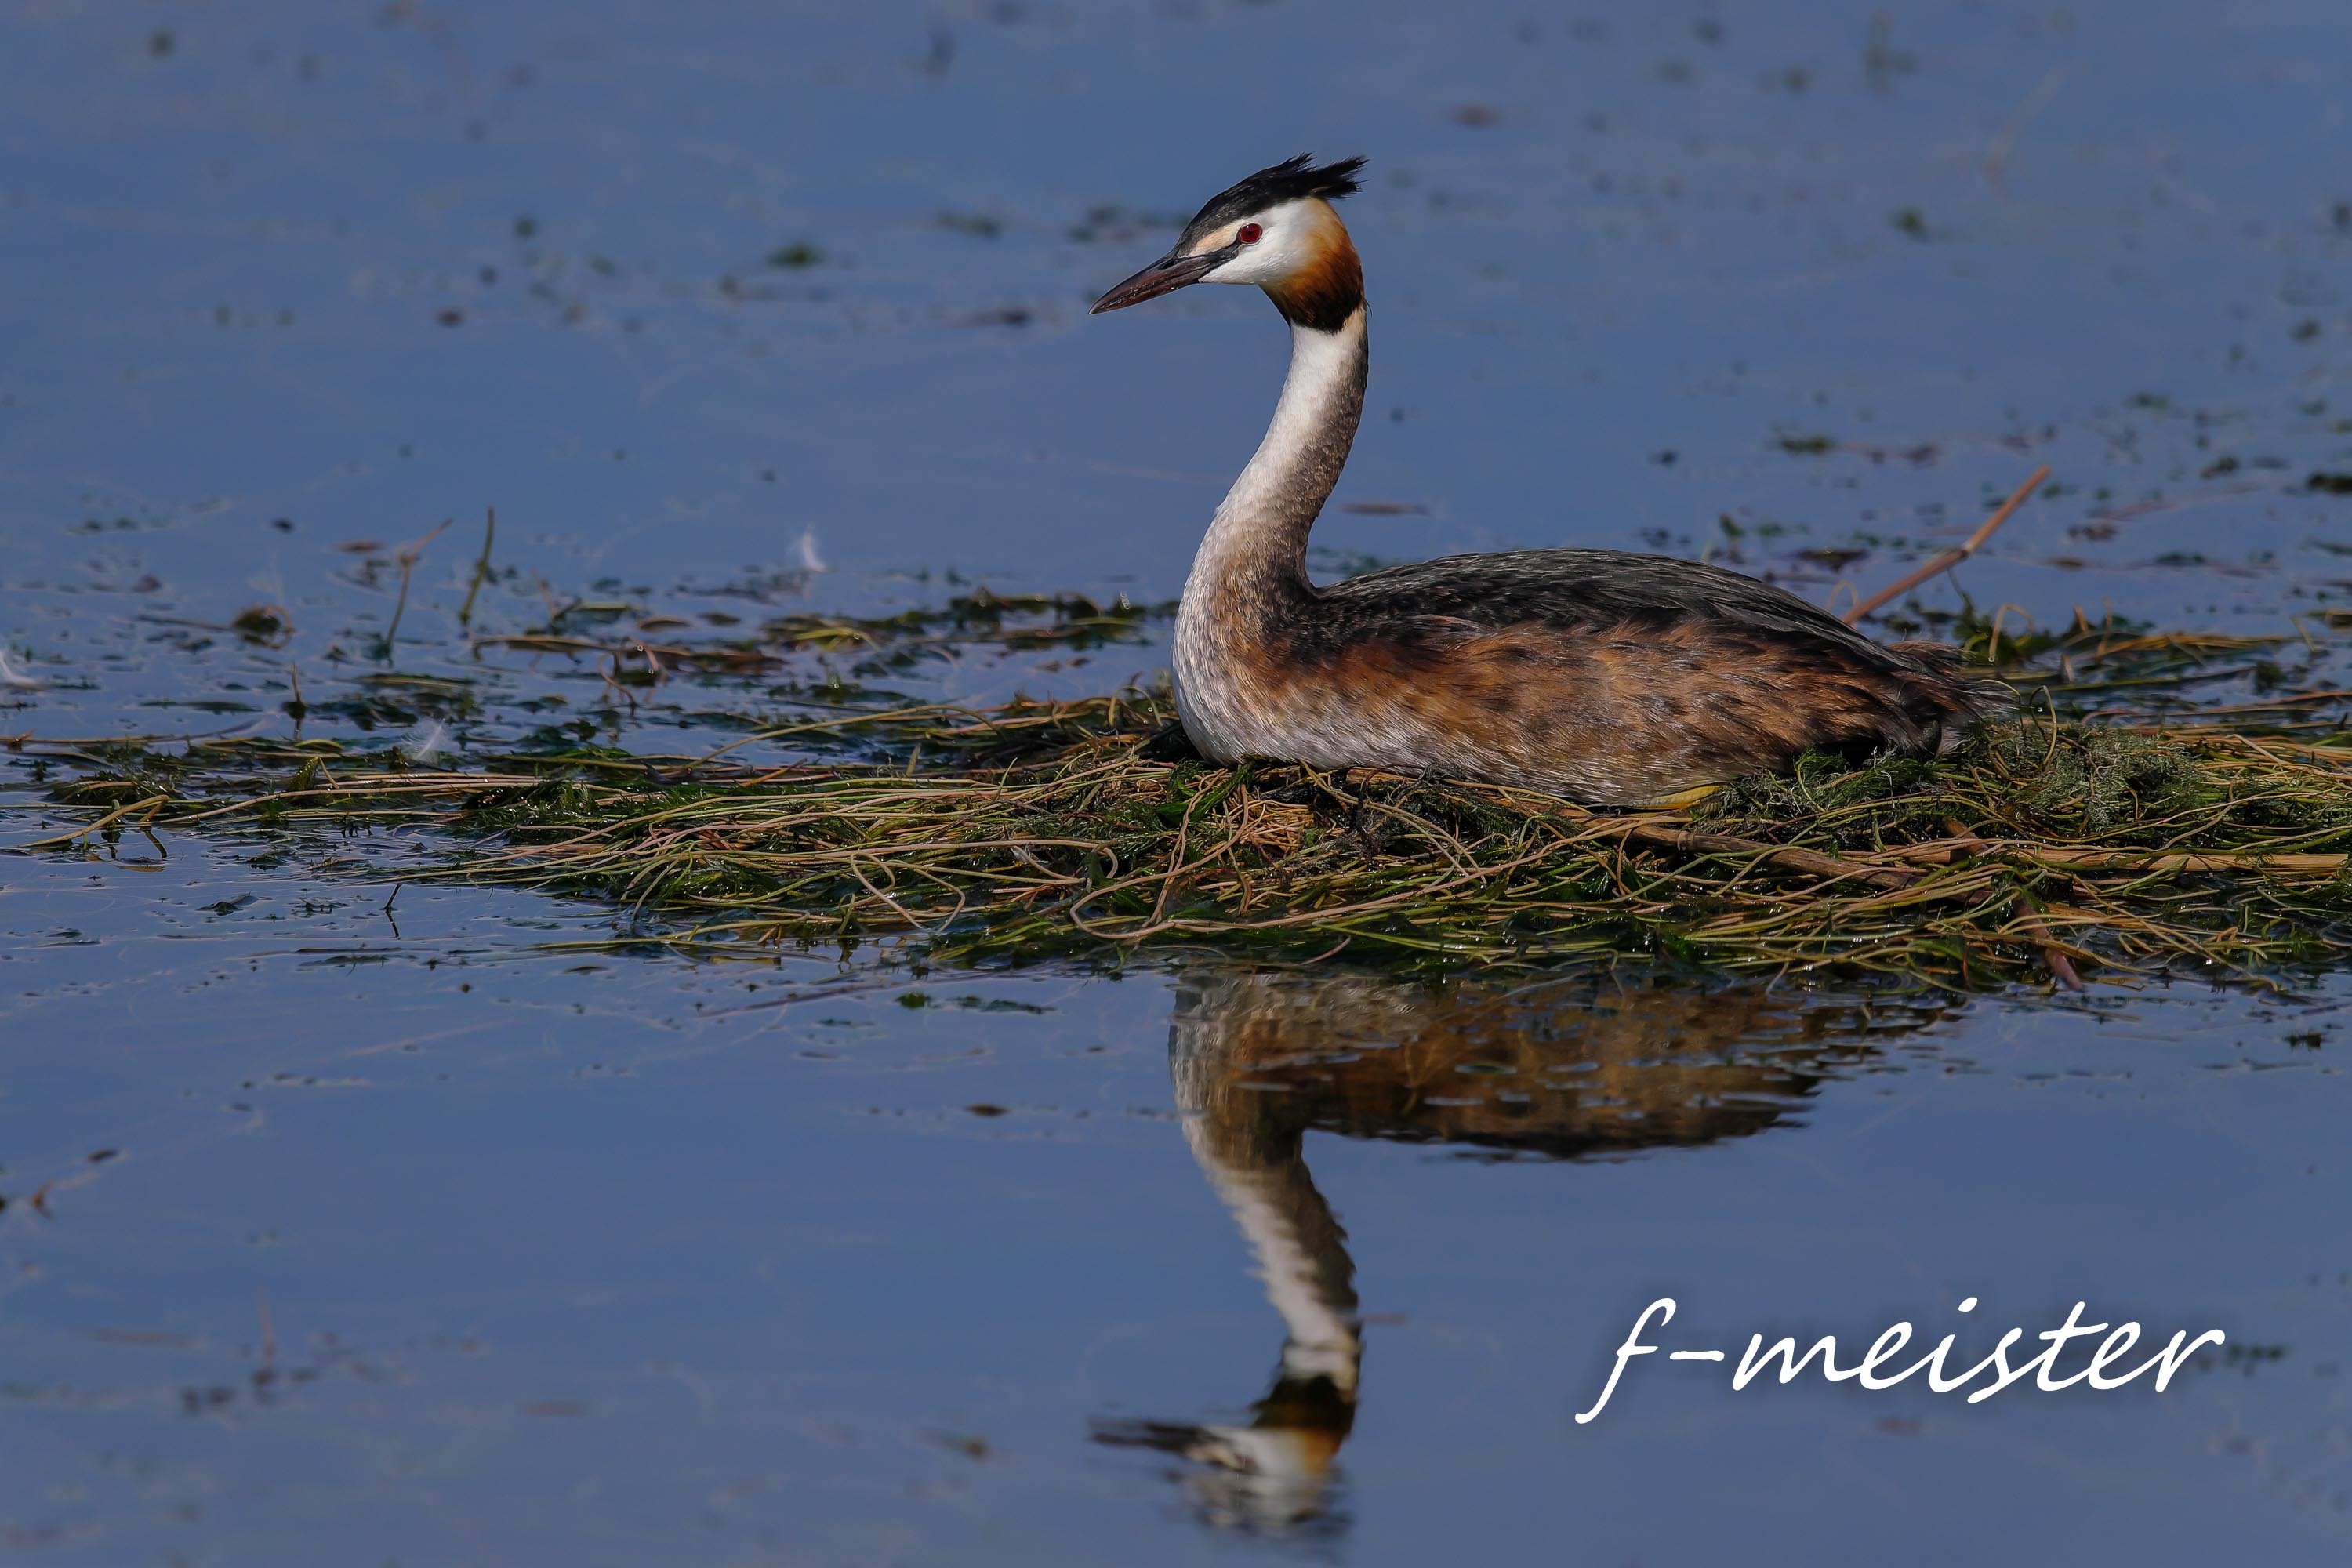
[
  {"x1": 398, "y1": 720, "x2": 449, "y2": 764},
  {"x1": 0, "y1": 649, "x2": 50, "y2": 691}
]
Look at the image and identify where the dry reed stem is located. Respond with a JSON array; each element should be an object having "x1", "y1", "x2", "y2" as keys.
[{"x1": 1843, "y1": 466, "x2": 2051, "y2": 623}]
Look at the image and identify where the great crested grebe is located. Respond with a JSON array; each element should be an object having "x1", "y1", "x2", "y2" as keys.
[{"x1": 1091, "y1": 156, "x2": 2006, "y2": 807}]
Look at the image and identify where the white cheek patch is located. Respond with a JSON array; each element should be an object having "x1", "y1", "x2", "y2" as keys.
[{"x1": 1195, "y1": 199, "x2": 1336, "y2": 286}]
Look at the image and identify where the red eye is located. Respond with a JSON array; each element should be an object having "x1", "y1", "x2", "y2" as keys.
[{"x1": 1236, "y1": 223, "x2": 1262, "y2": 244}]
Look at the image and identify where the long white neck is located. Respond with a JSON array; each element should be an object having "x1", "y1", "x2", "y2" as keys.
[{"x1": 1181, "y1": 307, "x2": 1369, "y2": 615}]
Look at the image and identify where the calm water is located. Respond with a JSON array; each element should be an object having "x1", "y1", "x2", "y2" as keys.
[{"x1": 4, "y1": 2, "x2": 2350, "y2": 1562}]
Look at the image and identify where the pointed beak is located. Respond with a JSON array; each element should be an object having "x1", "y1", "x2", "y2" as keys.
[{"x1": 1091, "y1": 249, "x2": 1224, "y2": 314}]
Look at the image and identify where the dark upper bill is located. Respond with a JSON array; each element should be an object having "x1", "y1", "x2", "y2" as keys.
[{"x1": 1090, "y1": 248, "x2": 1227, "y2": 313}]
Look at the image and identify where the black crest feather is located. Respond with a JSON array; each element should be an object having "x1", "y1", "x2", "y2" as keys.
[{"x1": 1178, "y1": 154, "x2": 1367, "y2": 249}]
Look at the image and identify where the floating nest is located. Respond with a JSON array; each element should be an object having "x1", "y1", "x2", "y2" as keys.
[{"x1": 16, "y1": 618, "x2": 2352, "y2": 991}]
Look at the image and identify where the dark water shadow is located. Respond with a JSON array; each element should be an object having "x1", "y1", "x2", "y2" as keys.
[{"x1": 1096, "y1": 967, "x2": 1948, "y2": 1536}]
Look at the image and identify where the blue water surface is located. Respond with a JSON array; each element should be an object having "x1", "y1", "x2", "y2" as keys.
[{"x1": 3, "y1": 2, "x2": 2350, "y2": 1563}]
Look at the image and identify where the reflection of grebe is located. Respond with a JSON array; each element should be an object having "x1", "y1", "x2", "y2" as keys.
[
  {"x1": 1094, "y1": 969, "x2": 1945, "y2": 1536},
  {"x1": 1090, "y1": 156, "x2": 2004, "y2": 808}
]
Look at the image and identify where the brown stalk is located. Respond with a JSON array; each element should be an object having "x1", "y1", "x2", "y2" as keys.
[
  {"x1": 1879, "y1": 839, "x2": 2347, "y2": 876},
  {"x1": 1606, "y1": 821, "x2": 1920, "y2": 891},
  {"x1": 382, "y1": 517, "x2": 452, "y2": 655},
  {"x1": 1843, "y1": 465, "x2": 2050, "y2": 624},
  {"x1": 457, "y1": 507, "x2": 496, "y2": 628}
]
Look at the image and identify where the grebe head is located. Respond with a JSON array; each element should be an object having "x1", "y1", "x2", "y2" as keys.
[{"x1": 1091, "y1": 154, "x2": 1367, "y2": 330}]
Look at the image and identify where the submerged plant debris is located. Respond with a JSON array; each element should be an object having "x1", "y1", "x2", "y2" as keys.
[{"x1": 10, "y1": 599, "x2": 2352, "y2": 992}]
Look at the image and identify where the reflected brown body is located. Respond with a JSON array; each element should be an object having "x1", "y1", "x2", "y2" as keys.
[{"x1": 1171, "y1": 967, "x2": 1931, "y2": 1160}]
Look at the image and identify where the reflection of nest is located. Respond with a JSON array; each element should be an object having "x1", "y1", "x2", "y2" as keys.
[{"x1": 1173, "y1": 970, "x2": 1947, "y2": 1163}]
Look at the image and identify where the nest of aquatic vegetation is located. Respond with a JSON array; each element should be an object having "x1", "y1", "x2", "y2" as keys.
[{"x1": 22, "y1": 687, "x2": 2352, "y2": 990}]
